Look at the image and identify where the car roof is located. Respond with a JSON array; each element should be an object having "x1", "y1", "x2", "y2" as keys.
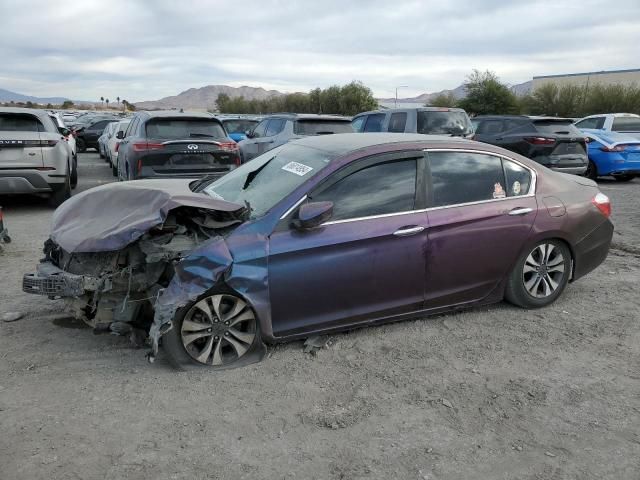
[
  {"x1": 265, "y1": 113, "x2": 351, "y2": 121},
  {"x1": 289, "y1": 132, "x2": 475, "y2": 155},
  {"x1": 0, "y1": 106, "x2": 55, "y2": 121},
  {"x1": 138, "y1": 110, "x2": 220, "y2": 120},
  {"x1": 355, "y1": 107, "x2": 468, "y2": 117}
]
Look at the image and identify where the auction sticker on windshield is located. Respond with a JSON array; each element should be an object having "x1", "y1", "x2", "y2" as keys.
[{"x1": 282, "y1": 161, "x2": 313, "y2": 176}]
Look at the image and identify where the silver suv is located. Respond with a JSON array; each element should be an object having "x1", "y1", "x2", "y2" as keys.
[{"x1": 0, "y1": 107, "x2": 73, "y2": 206}]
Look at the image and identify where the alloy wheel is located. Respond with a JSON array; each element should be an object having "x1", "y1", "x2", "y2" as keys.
[
  {"x1": 180, "y1": 294, "x2": 257, "y2": 366},
  {"x1": 522, "y1": 243, "x2": 566, "y2": 298}
]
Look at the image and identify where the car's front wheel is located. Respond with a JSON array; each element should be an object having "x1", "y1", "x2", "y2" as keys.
[
  {"x1": 505, "y1": 240, "x2": 571, "y2": 309},
  {"x1": 163, "y1": 290, "x2": 261, "y2": 370}
]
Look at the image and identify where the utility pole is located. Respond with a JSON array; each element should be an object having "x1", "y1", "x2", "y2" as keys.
[{"x1": 395, "y1": 85, "x2": 408, "y2": 108}]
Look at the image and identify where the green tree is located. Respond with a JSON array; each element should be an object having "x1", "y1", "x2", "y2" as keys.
[
  {"x1": 61, "y1": 100, "x2": 75, "y2": 109},
  {"x1": 338, "y1": 81, "x2": 378, "y2": 116},
  {"x1": 428, "y1": 92, "x2": 457, "y2": 108},
  {"x1": 457, "y1": 70, "x2": 519, "y2": 115}
]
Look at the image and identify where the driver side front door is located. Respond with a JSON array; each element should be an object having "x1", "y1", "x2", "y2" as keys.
[{"x1": 267, "y1": 151, "x2": 428, "y2": 338}]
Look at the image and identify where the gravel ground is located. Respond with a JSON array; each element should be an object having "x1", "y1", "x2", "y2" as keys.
[{"x1": 1, "y1": 154, "x2": 639, "y2": 480}]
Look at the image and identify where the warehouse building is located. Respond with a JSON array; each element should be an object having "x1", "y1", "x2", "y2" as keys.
[{"x1": 532, "y1": 68, "x2": 640, "y2": 90}]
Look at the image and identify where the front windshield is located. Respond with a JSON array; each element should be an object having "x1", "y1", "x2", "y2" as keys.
[{"x1": 203, "y1": 144, "x2": 334, "y2": 219}]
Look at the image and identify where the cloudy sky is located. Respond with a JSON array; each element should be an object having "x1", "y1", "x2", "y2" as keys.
[{"x1": 1, "y1": 0, "x2": 639, "y2": 102}]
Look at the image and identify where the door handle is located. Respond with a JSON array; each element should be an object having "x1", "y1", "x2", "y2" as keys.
[
  {"x1": 508, "y1": 207, "x2": 533, "y2": 216},
  {"x1": 393, "y1": 226, "x2": 425, "y2": 237}
]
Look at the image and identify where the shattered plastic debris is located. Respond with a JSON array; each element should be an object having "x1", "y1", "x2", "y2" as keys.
[
  {"x1": 303, "y1": 335, "x2": 330, "y2": 354},
  {"x1": 2, "y1": 312, "x2": 23, "y2": 323}
]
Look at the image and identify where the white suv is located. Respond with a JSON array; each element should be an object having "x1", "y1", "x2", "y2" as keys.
[
  {"x1": 0, "y1": 107, "x2": 74, "y2": 206},
  {"x1": 574, "y1": 113, "x2": 640, "y2": 137}
]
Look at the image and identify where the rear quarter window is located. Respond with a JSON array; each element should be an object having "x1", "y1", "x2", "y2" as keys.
[
  {"x1": 612, "y1": 117, "x2": 640, "y2": 132},
  {"x1": 294, "y1": 120, "x2": 353, "y2": 135},
  {"x1": 0, "y1": 113, "x2": 45, "y2": 132}
]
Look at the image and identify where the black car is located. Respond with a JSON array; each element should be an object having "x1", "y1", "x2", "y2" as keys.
[
  {"x1": 74, "y1": 118, "x2": 119, "y2": 152},
  {"x1": 471, "y1": 115, "x2": 588, "y2": 175},
  {"x1": 116, "y1": 111, "x2": 240, "y2": 181}
]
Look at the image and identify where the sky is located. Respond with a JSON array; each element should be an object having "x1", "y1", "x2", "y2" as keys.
[{"x1": 1, "y1": 0, "x2": 639, "y2": 102}]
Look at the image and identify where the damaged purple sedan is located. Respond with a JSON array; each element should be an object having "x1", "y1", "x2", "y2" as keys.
[{"x1": 23, "y1": 133, "x2": 613, "y2": 370}]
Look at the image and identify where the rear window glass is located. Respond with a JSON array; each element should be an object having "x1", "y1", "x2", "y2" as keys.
[
  {"x1": 0, "y1": 113, "x2": 45, "y2": 132},
  {"x1": 223, "y1": 119, "x2": 258, "y2": 134},
  {"x1": 612, "y1": 117, "x2": 640, "y2": 132},
  {"x1": 145, "y1": 118, "x2": 226, "y2": 139},
  {"x1": 294, "y1": 120, "x2": 353, "y2": 135},
  {"x1": 417, "y1": 111, "x2": 472, "y2": 135},
  {"x1": 534, "y1": 121, "x2": 582, "y2": 136}
]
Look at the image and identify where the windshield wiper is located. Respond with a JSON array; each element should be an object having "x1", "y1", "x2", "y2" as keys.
[
  {"x1": 190, "y1": 174, "x2": 221, "y2": 192},
  {"x1": 189, "y1": 132, "x2": 216, "y2": 138}
]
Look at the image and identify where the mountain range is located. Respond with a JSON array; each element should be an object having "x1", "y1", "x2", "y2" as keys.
[{"x1": 0, "y1": 80, "x2": 533, "y2": 110}]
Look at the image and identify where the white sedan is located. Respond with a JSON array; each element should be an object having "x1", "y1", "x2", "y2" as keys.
[{"x1": 107, "y1": 119, "x2": 130, "y2": 176}]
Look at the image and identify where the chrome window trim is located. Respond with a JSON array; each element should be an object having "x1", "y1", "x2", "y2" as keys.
[
  {"x1": 284, "y1": 148, "x2": 538, "y2": 227},
  {"x1": 279, "y1": 195, "x2": 308, "y2": 220}
]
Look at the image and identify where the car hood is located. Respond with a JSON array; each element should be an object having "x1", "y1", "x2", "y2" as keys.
[{"x1": 50, "y1": 179, "x2": 245, "y2": 253}]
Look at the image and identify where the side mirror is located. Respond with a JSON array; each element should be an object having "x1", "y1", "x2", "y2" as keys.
[
  {"x1": 291, "y1": 201, "x2": 333, "y2": 230},
  {"x1": 245, "y1": 130, "x2": 255, "y2": 138},
  {"x1": 59, "y1": 127, "x2": 71, "y2": 136},
  {"x1": 116, "y1": 131, "x2": 125, "y2": 139}
]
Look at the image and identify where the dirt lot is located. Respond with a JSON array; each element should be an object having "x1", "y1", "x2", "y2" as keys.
[{"x1": 1, "y1": 153, "x2": 639, "y2": 480}]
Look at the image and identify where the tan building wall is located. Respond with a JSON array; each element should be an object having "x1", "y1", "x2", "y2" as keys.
[{"x1": 532, "y1": 69, "x2": 640, "y2": 90}]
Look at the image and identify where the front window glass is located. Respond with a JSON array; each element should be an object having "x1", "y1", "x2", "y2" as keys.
[
  {"x1": 265, "y1": 118, "x2": 286, "y2": 136},
  {"x1": 145, "y1": 118, "x2": 226, "y2": 139},
  {"x1": 388, "y1": 112, "x2": 407, "y2": 133},
  {"x1": 203, "y1": 144, "x2": 334, "y2": 219},
  {"x1": 429, "y1": 151, "x2": 506, "y2": 207},
  {"x1": 312, "y1": 159, "x2": 416, "y2": 221},
  {"x1": 417, "y1": 111, "x2": 473, "y2": 136}
]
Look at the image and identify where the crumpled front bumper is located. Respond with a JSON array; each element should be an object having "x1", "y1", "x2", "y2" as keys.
[{"x1": 22, "y1": 261, "x2": 111, "y2": 297}]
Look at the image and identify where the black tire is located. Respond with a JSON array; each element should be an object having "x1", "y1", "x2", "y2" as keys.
[
  {"x1": 505, "y1": 239, "x2": 572, "y2": 309},
  {"x1": 76, "y1": 137, "x2": 86, "y2": 153},
  {"x1": 163, "y1": 288, "x2": 263, "y2": 371},
  {"x1": 112, "y1": 159, "x2": 118, "y2": 177},
  {"x1": 585, "y1": 160, "x2": 598, "y2": 181},
  {"x1": 99, "y1": 148, "x2": 105, "y2": 159},
  {"x1": 70, "y1": 157, "x2": 78, "y2": 189},
  {"x1": 48, "y1": 170, "x2": 72, "y2": 207},
  {"x1": 614, "y1": 174, "x2": 634, "y2": 182}
]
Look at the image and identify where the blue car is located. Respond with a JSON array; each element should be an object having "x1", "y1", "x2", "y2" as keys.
[
  {"x1": 580, "y1": 128, "x2": 640, "y2": 182},
  {"x1": 219, "y1": 118, "x2": 260, "y2": 143}
]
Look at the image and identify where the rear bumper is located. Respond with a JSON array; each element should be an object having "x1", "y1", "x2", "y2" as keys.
[
  {"x1": 572, "y1": 219, "x2": 614, "y2": 281},
  {"x1": 549, "y1": 165, "x2": 587, "y2": 175},
  {"x1": 534, "y1": 154, "x2": 588, "y2": 175},
  {"x1": 0, "y1": 171, "x2": 59, "y2": 194}
]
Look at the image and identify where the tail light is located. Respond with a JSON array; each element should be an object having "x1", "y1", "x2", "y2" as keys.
[
  {"x1": 600, "y1": 145, "x2": 627, "y2": 152},
  {"x1": 133, "y1": 142, "x2": 164, "y2": 152},
  {"x1": 592, "y1": 192, "x2": 611, "y2": 218},
  {"x1": 115, "y1": 143, "x2": 120, "y2": 153},
  {"x1": 21, "y1": 140, "x2": 58, "y2": 147},
  {"x1": 524, "y1": 137, "x2": 556, "y2": 145},
  {"x1": 137, "y1": 159, "x2": 143, "y2": 174},
  {"x1": 218, "y1": 141, "x2": 239, "y2": 152}
]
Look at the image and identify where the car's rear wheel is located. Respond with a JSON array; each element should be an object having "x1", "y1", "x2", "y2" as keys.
[
  {"x1": 585, "y1": 160, "x2": 598, "y2": 181},
  {"x1": 163, "y1": 290, "x2": 261, "y2": 370},
  {"x1": 76, "y1": 138, "x2": 86, "y2": 153},
  {"x1": 505, "y1": 240, "x2": 571, "y2": 309},
  {"x1": 49, "y1": 169, "x2": 72, "y2": 207},
  {"x1": 614, "y1": 174, "x2": 634, "y2": 182},
  {"x1": 70, "y1": 158, "x2": 78, "y2": 189}
]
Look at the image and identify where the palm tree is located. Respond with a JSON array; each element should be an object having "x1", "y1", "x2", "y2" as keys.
[
  {"x1": 117, "y1": 96, "x2": 120, "y2": 104},
  {"x1": 100, "y1": 96, "x2": 104, "y2": 108},
  {"x1": 105, "y1": 98, "x2": 110, "y2": 109}
]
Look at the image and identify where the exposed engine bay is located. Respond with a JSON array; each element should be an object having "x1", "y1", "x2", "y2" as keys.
[{"x1": 23, "y1": 206, "x2": 245, "y2": 348}]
